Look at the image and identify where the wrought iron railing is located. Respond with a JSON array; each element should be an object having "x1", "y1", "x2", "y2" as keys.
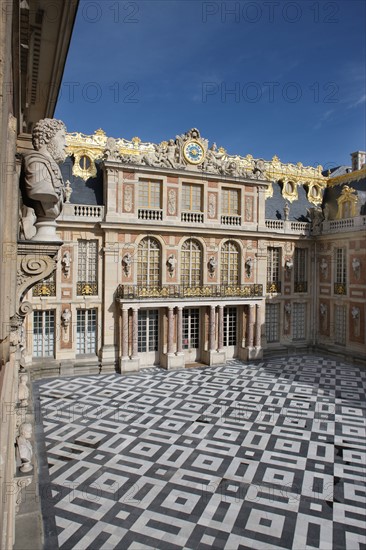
[
  {"x1": 334, "y1": 283, "x2": 346, "y2": 295},
  {"x1": 116, "y1": 284, "x2": 263, "y2": 300},
  {"x1": 77, "y1": 281, "x2": 98, "y2": 296},
  {"x1": 294, "y1": 281, "x2": 308, "y2": 293},
  {"x1": 266, "y1": 281, "x2": 281, "y2": 294},
  {"x1": 32, "y1": 279, "x2": 56, "y2": 297}
]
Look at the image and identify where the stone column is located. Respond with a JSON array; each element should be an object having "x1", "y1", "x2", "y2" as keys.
[
  {"x1": 176, "y1": 307, "x2": 183, "y2": 354},
  {"x1": 255, "y1": 304, "x2": 261, "y2": 347},
  {"x1": 132, "y1": 307, "x2": 138, "y2": 358},
  {"x1": 218, "y1": 305, "x2": 224, "y2": 351},
  {"x1": 209, "y1": 305, "x2": 216, "y2": 351},
  {"x1": 247, "y1": 304, "x2": 254, "y2": 347},
  {"x1": 167, "y1": 307, "x2": 175, "y2": 354},
  {"x1": 122, "y1": 308, "x2": 129, "y2": 358}
]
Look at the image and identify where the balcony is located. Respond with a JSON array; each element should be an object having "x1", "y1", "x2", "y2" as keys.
[
  {"x1": 334, "y1": 283, "x2": 347, "y2": 295},
  {"x1": 138, "y1": 208, "x2": 163, "y2": 221},
  {"x1": 59, "y1": 203, "x2": 104, "y2": 222},
  {"x1": 265, "y1": 220, "x2": 310, "y2": 235},
  {"x1": 221, "y1": 215, "x2": 241, "y2": 226},
  {"x1": 32, "y1": 279, "x2": 56, "y2": 297},
  {"x1": 181, "y1": 212, "x2": 204, "y2": 223},
  {"x1": 77, "y1": 281, "x2": 98, "y2": 296},
  {"x1": 294, "y1": 281, "x2": 308, "y2": 293},
  {"x1": 116, "y1": 284, "x2": 263, "y2": 300},
  {"x1": 266, "y1": 282, "x2": 281, "y2": 294},
  {"x1": 322, "y1": 215, "x2": 366, "y2": 234}
]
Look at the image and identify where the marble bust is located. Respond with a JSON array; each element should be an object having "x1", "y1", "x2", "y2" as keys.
[
  {"x1": 21, "y1": 118, "x2": 67, "y2": 241},
  {"x1": 18, "y1": 374, "x2": 29, "y2": 407},
  {"x1": 16, "y1": 423, "x2": 33, "y2": 472}
]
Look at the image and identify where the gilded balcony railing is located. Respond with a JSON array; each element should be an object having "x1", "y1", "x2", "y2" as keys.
[
  {"x1": 334, "y1": 283, "x2": 346, "y2": 295},
  {"x1": 77, "y1": 281, "x2": 98, "y2": 296},
  {"x1": 294, "y1": 281, "x2": 308, "y2": 293},
  {"x1": 266, "y1": 281, "x2": 281, "y2": 294},
  {"x1": 116, "y1": 284, "x2": 263, "y2": 300}
]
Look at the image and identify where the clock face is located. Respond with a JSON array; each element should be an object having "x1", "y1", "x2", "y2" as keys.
[{"x1": 183, "y1": 140, "x2": 205, "y2": 165}]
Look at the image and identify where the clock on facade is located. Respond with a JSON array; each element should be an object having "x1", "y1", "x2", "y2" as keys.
[{"x1": 183, "y1": 140, "x2": 205, "y2": 165}]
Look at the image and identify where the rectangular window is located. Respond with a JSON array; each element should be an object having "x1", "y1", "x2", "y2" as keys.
[
  {"x1": 33, "y1": 310, "x2": 55, "y2": 357},
  {"x1": 267, "y1": 247, "x2": 281, "y2": 293},
  {"x1": 183, "y1": 308, "x2": 199, "y2": 349},
  {"x1": 77, "y1": 240, "x2": 98, "y2": 295},
  {"x1": 224, "y1": 307, "x2": 237, "y2": 346},
  {"x1": 265, "y1": 303, "x2": 279, "y2": 343},
  {"x1": 294, "y1": 248, "x2": 307, "y2": 292},
  {"x1": 138, "y1": 310, "x2": 159, "y2": 352},
  {"x1": 222, "y1": 189, "x2": 239, "y2": 215},
  {"x1": 182, "y1": 183, "x2": 202, "y2": 212},
  {"x1": 292, "y1": 303, "x2": 306, "y2": 340},
  {"x1": 76, "y1": 309, "x2": 97, "y2": 354},
  {"x1": 334, "y1": 305, "x2": 346, "y2": 345},
  {"x1": 334, "y1": 248, "x2": 347, "y2": 295},
  {"x1": 138, "y1": 179, "x2": 161, "y2": 209}
]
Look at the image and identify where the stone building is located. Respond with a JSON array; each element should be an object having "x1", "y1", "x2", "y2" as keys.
[
  {"x1": 0, "y1": 1, "x2": 79, "y2": 546},
  {"x1": 18, "y1": 129, "x2": 366, "y2": 376}
]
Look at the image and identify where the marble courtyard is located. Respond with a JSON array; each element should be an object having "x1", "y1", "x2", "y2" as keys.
[{"x1": 33, "y1": 355, "x2": 366, "y2": 550}]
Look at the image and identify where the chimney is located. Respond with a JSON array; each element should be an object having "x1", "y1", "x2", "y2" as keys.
[{"x1": 351, "y1": 151, "x2": 366, "y2": 171}]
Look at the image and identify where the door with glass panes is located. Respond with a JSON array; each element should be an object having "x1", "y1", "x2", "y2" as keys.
[
  {"x1": 182, "y1": 308, "x2": 200, "y2": 363},
  {"x1": 138, "y1": 309, "x2": 159, "y2": 366},
  {"x1": 223, "y1": 306, "x2": 238, "y2": 358}
]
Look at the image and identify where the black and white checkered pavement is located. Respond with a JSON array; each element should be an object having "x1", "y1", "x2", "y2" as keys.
[{"x1": 33, "y1": 356, "x2": 366, "y2": 549}]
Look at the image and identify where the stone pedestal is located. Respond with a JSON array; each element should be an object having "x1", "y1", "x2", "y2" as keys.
[
  {"x1": 161, "y1": 353, "x2": 185, "y2": 370},
  {"x1": 202, "y1": 349, "x2": 226, "y2": 366},
  {"x1": 120, "y1": 357, "x2": 140, "y2": 373}
]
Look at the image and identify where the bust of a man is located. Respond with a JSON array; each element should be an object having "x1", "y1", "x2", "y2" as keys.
[
  {"x1": 21, "y1": 118, "x2": 67, "y2": 241},
  {"x1": 16, "y1": 423, "x2": 33, "y2": 472}
]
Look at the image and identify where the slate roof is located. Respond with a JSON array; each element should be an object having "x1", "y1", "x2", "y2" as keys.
[
  {"x1": 60, "y1": 157, "x2": 103, "y2": 205},
  {"x1": 265, "y1": 182, "x2": 313, "y2": 222}
]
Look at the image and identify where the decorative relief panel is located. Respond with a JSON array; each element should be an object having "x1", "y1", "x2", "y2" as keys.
[
  {"x1": 123, "y1": 184, "x2": 134, "y2": 213},
  {"x1": 245, "y1": 196, "x2": 254, "y2": 222},
  {"x1": 208, "y1": 193, "x2": 217, "y2": 219},
  {"x1": 167, "y1": 188, "x2": 177, "y2": 216}
]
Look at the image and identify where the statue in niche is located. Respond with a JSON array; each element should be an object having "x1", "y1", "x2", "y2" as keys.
[
  {"x1": 62, "y1": 251, "x2": 71, "y2": 277},
  {"x1": 320, "y1": 303, "x2": 327, "y2": 332},
  {"x1": 208, "y1": 256, "x2": 217, "y2": 277},
  {"x1": 16, "y1": 423, "x2": 33, "y2": 473},
  {"x1": 352, "y1": 258, "x2": 361, "y2": 280},
  {"x1": 245, "y1": 257, "x2": 253, "y2": 278},
  {"x1": 18, "y1": 374, "x2": 29, "y2": 408},
  {"x1": 61, "y1": 309, "x2": 71, "y2": 333},
  {"x1": 320, "y1": 258, "x2": 328, "y2": 279},
  {"x1": 20, "y1": 118, "x2": 67, "y2": 241},
  {"x1": 122, "y1": 253, "x2": 132, "y2": 276},
  {"x1": 167, "y1": 254, "x2": 177, "y2": 277}
]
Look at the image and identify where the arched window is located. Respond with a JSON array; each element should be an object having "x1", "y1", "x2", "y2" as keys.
[
  {"x1": 137, "y1": 237, "x2": 160, "y2": 286},
  {"x1": 221, "y1": 241, "x2": 239, "y2": 285},
  {"x1": 181, "y1": 239, "x2": 202, "y2": 287}
]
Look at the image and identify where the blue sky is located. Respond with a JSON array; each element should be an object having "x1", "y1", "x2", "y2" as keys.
[{"x1": 55, "y1": 0, "x2": 366, "y2": 169}]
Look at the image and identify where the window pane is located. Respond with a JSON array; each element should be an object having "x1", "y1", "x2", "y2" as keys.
[
  {"x1": 265, "y1": 304, "x2": 279, "y2": 343},
  {"x1": 181, "y1": 239, "x2": 201, "y2": 286},
  {"x1": 137, "y1": 237, "x2": 160, "y2": 286},
  {"x1": 221, "y1": 241, "x2": 239, "y2": 285}
]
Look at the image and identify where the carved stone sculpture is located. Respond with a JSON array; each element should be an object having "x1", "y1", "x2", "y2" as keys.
[
  {"x1": 285, "y1": 259, "x2": 293, "y2": 271},
  {"x1": 17, "y1": 423, "x2": 33, "y2": 473},
  {"x1": 64, "y1": 180, "x2": 73, "y2": 203},
  {"x1": 167, "y1": 254, "x2": 177, "y2": 277},
  {"x1": 20, "y1": 118, "x2": 67, "y2": 241},
  {"x1": 18, "y1": 374, "x2": 29, "y2": 408},
  {"x1": 62, "y1": 251, "x2": 71, "y2": 277},
  {"x1": 320, "y1": 258, "x2": 328, "y2": 278},
  {"x1": 307, "y1": 206, "x2": 324, "y2": 234},
  {"x1": 284, "y1": 203, "x2": 290, "y2": 221},
  {"x1": 351, "y1": 306, "x2": 360, "y2": 320},
  {"x1": 208, "y1": 256, "x2": 217, "y2": 277},
  {"x1": 245, "y1": 257, "x2": 253, "y2": 278},
  {"x1": 122, "y1": 253, "x2": 132, "y2": 276},
  {"x1": 352, "y1": 258, "x2": 361, "y2": 280},
  {"x1": 61, "y1": 308, "x2": 71, "y2": 333},
  {"x1": 320, "y1": 303, "x2": 327, "y2": 316}
]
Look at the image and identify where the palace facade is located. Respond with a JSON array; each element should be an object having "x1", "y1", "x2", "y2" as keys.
[{"x1": 18, "y1": 129, "x2": 366, "y2": 376}]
